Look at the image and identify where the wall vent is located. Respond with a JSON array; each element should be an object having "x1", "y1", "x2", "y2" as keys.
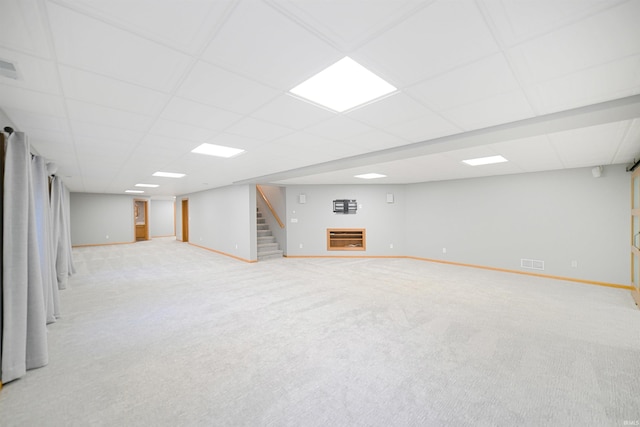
[
  {"x1": 521, "y1": 258, "x2": 544, "y2": 270},
  {"x1": 0, "y1": 59, "x2": 18, "y2": 80}
]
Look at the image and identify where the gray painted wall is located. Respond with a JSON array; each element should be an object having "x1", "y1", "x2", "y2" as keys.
[
  {"x1": 257, "y1": 185, "x2": 287, "y2": 253},
  {"x1": 179, "y1": 185, "x2": 257, "y2": 261},
  {"x1": 69, "y1": 166, "x2": 630, "y2": 284},
  {"x1": 285, "y1": 184, "x2": 406, "y2": 256},
  {"x1": 405, "y1": 165, "x2": 629, "y2": 284},
  {"x1": 150, "y1": 199, "x2": 175, "y2": 237},
  {"x1": 70, "y1": 193, "x2": 136, "y2": 245}
]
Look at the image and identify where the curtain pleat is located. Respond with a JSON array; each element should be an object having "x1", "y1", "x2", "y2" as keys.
[
  {"x1": 1, "y1": 132, "x2": 48, "y2": 383},
  {"x1": 32, "y1": 155, "x2": 60, "y2": 322},
  {"x1": 51, "y1": 176, "x2": 75, "y2": 289},
  {"x1": 1, "y1": 133, "x2": 5, "y2": 378}
]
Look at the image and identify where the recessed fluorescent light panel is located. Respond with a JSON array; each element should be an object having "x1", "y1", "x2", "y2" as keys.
[
  {"x1": 125, "y1": 190, "x2": 144, "y2": 193},
  {"x1": 153, "y1": 171, "x2": 186, "y2": 178},
  {"x1": 135, "y1": 183, "x2": 159, "y2": 188},
  {"x1": 191, "y1": 143, "x2": 245, "y2": 158},
  {"x1": 290, "y1": 57, "x2": 397, "y2": 112},
  {"x1": 462, "y1": 155, "x2": 508, "y2": 166},
  {"x1": 354, "y1": 173, "x2": 387, "y2": 180}
]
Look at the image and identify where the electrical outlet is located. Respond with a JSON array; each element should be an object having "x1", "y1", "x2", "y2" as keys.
[
  {"x1": 571, "y1": 260, "x2": 578, "y2": 268},
  {"x1": 106, "y1": 235, "x2": 109, "y2": 239},
  {"x1": 299, "y1": 243, "x2": 303, "y2": 249},
  {"x1": 390, "y1": 243, "x2": 393, "y2": 249},
  {"x1": 442, "y1": 248, "x2": 447, "y2": 253}
]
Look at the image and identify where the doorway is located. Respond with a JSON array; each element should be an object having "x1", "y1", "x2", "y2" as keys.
[
  {"x1": 134, "y1": 199, "x2": 149, "y2": 241},
  {"x1": 181, "y1": 199, "x2": 189, "y2": 242}
]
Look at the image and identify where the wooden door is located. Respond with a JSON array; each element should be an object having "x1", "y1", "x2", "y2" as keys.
[{"x1": 181, "y1": 199, "x2": 189, "y2": 242}]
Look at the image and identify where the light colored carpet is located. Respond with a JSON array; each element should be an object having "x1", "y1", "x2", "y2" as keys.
[{"x1": 1, "y1": 237, "x2": 639, "y2": 426}]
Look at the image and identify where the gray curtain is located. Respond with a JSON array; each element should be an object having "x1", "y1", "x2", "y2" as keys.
[
  {"x1": 51, "y1": 175, "x2": 75, "y2": 289},
  {"x1": 0, "y1": 133, "x2": 5, "y2": 378},
  {"x1": 32, "y1": 155, "x2": 60, "y2": 322},
  {"x1": 1, "y1": 132, "x2": 48, "y2": 383}
]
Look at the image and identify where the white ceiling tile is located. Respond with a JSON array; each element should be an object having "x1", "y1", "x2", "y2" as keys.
[
  {"x1": 548, "y1": 121, "x2": 628, "y2": 168},
  {"x1": 47, "y1": 2, "x2": 192, "y2": 92},
  {"x1": 224, "y1": 117, "x2": 294, "y2": 142},
  {"x1": 65, "y1": 99, "x2": 155, "y2": 132},
  {"x1": 270, "y1": 0, "x2": 428, "y2": 50},
  {"x1": 75, "y1": 137, "x2": 134, "y2": 161},
  {"x1": 70, "y1": 121, "x2": 144, "y2": 145},
  {"x1": 206, "y1": 133, "x2": 263, "y2": 151},
  {"x1": 439, "y1": 90, "x2": 535, "y2": 131},
  {"x1": 148, "y1": 119, "x2": 217, "y2": 143},
  {"x1": 177, "y1": 61, "x2": 281, "y2": 114},
  {"x1": 26, "y1": 128, "x2": 74, "y2": 156},
  {"x1": 342, "y1": 129, "x2": 410, "y2": 153},
  {"x1": 358, "y1": 0, "x2": 500, "y2": 85},
  {"x1": 528, "y1": 55, "x2": 640, "y2": 114},
  {"x1": 251, "y1": 94, "x2": 336, "y2": 130},
  {"x1": 59, "y1": 66, "x2": 169, "y2": 116},
  {"x1": 406, "y1": 54, "x2": 522, "y2": 111},
  {"x1": 613, "y1": 119, "x2": 640, "y2": 164},
  {"x1": 0, "y1": 48, "x2": 60, "y2": 94},
  {"x1": 0, "y1": 0, "x2": 51, "y2": 57},
  {"x1": 347, "y1": 92, "x2": 434, "y2": 128},
  {"x1": 54, "y1": 0, "x2": 235, "y2": 54},
  {"x1": 160, "y1": 97, "x2": 242, "y2": 132},
  {"x1": 304, "y1": 115, "x2": 377, "y2": 141},
  {"x1": 489, "y1": 135, "x2": 565, "y2": 171},
  {"x1": 479, "y1": 0, "x2": 623, "y2": 47},
  {"x1": 273, "y1": 132, "x2": 362, "y2": 159},
  {"x1": 139, "y1": 134, "x2": 195, "y2": 152},
  {"x1": 202, "y1": 0, "x2": 341, "y2": 89},
  {"x1": 384, "y1": 113, "x2": 462, "y2": 143},
  {"x1": 0, "y1": 85, "x2": 66, "y2": 117},
  {"x1": 507, "y1": 1, "x2": 640, "y2": 85},
  {"x1": 2, "y1": 108, "x2": 69, "y2": 133}
]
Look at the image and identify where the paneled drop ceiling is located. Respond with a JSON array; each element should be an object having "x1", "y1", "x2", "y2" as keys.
[{"x1": 1, "y1": 0, "x2": 639, "y2": 196}]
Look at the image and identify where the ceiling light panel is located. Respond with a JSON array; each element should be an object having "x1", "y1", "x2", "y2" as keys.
[
  {"x1": 125, "y1": 190, "x2": 144, "y2": 193},
  {"x1": 354, "y1": 173, "x2": 387, "y2": 179},
  {"x1": 135, "y1": 183, "x2": 159, "y2": 188},
  {"x1": 191, "y1": 143, "x2": 245, "y2": 158},
  {"x1": 290, "y1": 57, "x2": 397, "y2": 112},
  {"x1": 153, "y1": 171, "x2": 186, "y2": 178},
  {"x1": 462, "y1": 155, "x2": 508, "y2": 166}
]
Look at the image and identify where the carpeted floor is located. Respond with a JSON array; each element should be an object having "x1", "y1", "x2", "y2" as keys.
[{"x1": 1, "y1": 237, "x2": 639, "y2": 426}]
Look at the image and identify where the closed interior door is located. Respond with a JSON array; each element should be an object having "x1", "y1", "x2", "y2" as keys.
[
  {"x1": 181, "y1": 199, "x2": 189, "y2": 242},
  {"x1": 134, "y1": 200, "x2": 149, "y2": 241}
]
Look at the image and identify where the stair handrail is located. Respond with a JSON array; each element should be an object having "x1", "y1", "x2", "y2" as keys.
[{"x1": 257, "y1": 185, "x2": 284, "y2": 229}]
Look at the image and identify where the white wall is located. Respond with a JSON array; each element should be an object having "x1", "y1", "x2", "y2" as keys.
[
  {"x1": 285, "y1": 184, "x2": 406, "y2": 256},
  {"x1": 178, "y1": 185, "x2": 256, "y2": 261},
  {"x1": 405, "y1": 165, "x2": 629, "y2": 284},
  {"x1": 150, "y1": 199, "x2": 175, "y2": 237},
  {"x1": 70, "y1": 193, "x2": 135, "y2": 245}
]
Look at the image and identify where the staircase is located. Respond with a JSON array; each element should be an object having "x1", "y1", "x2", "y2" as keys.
[{"x1": 257, "y1": 209, "x2": 283, "y2": 260}]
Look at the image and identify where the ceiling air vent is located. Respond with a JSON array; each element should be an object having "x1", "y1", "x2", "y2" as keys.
[
  {"x1": 0, "y1": 59, "x2": 18, "y2": 80},
  {"x1": 521, "y1": 258, "x2": 544, "y2": 270}
]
